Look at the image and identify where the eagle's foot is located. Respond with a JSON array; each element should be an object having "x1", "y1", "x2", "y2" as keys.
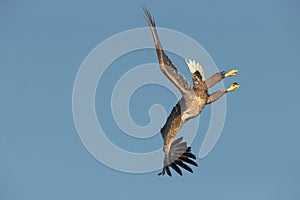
[
  {"x1": 226, "y1": 82, "x2": 240, "y2": 92},
  {"x1": 225, "y1": 69, "x2": 238, "y2": 77}
]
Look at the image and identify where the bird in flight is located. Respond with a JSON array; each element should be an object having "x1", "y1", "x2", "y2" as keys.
[{"x1": 142, "y1": 7, "x2": 239, "y2": 176}]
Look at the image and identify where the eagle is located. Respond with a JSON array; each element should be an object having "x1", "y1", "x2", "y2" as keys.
[{"x1": 142, "y1": 7, "x2": 239, "y2": 176}]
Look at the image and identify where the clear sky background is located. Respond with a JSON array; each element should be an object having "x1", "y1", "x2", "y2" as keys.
[{"x1": 1, "y1": 0, "x2": 300, "y2": 199}]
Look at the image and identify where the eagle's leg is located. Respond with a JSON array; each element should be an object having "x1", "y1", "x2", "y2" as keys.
[
  {"x1": 205, "y1": 69, "x2": 238, "y2": 88},
  {"x1": 206, "y1": 82, "x2": 239, "y2": 104}
]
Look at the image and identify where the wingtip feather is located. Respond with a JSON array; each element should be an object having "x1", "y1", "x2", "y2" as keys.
[{"x1": 159, "y1": 138, "x2": 198, "y2": 177}]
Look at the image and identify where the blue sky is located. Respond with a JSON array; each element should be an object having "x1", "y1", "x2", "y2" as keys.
[{"x1": 1, "y1": 0, "x2": 300, "y2": 199}]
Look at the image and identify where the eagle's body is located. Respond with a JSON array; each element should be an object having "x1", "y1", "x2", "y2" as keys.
[
  {"x1": 143, "y1": 7, "x2": 239, "y2": 176},
  {"x1": 161, "y1": 89, "x2": 207, "y2": 154}
]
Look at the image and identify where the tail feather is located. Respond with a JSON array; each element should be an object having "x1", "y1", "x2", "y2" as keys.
[{"x1": 158, "y1": 137, "x2": 198, "y2": 177}]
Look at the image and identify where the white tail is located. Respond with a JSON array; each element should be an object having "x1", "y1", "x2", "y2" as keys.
[{"x1": 185, "y1": 59, "x2": 206, "y2": 81}]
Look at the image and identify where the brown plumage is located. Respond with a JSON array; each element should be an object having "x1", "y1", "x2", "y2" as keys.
[
  {"x1": 142, "y1": 7, "x2": 239, "y2": 176},
  {"x1": 160, "y1": 102, "x2": 182, "y2": 151}
]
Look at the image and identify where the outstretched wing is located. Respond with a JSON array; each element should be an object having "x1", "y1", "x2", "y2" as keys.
[
  {"x1": 158, "y1": 102, "x2": 198, "y2": 176},
  {"x1": 143, "y1": 7, "x2": 198, "y2": 177},
  {"x1": 142, "y1": 7, "x2": 193, "y2": 95},
  {"x1": 158, "y1": 137, "x2": 198, "y2": 176},
  {"x1": 160, "y1": 101, "x2": 182, "y2": 140}
]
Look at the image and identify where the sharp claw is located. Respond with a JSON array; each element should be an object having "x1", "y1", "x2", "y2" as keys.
[
  {"x1": 226, "y1": 83, "x2": 240, "y2": 92},
  {"x1": 225, "y1": 69, "x2": 238, "y2": 77}
]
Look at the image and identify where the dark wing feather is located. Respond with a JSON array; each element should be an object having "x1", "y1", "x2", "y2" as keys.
[
  {"x1": 165, "y1": 166, "x2": 172, "y2": 176},
  {"x1": 142, "y1": 7, "x2": 193, "y2": 95},
  {"x1": 170, "y1": 163, "x2": 182, "y2": 176},
  {"x1": 158, "y1": 137, "x2": 198, "y2": 176},
  {"x1": 179, "y1": 157, "x2": 198, "y2": 167},
  {"x1": 175, "y1": 160, "x2": 193, "y2": 173},
  {"x1": 183, "y1": 152, "x2": 197, "y2": 160}
]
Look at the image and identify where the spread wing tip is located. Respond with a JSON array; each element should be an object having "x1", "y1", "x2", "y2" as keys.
[
  {"x1": 158, "y1": 137, "x2": 198, "y2": 177},
  {"x1": 142, "y1": 6, "x2": 155, "y2": 27}
]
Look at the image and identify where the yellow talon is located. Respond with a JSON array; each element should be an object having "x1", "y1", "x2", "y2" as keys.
[
  {"x1": 226, "y1": 82, "x2": 240, "y2": 92},
  {"x1": 225, "y1": 69, "x2": 238, "y2": 77}
]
